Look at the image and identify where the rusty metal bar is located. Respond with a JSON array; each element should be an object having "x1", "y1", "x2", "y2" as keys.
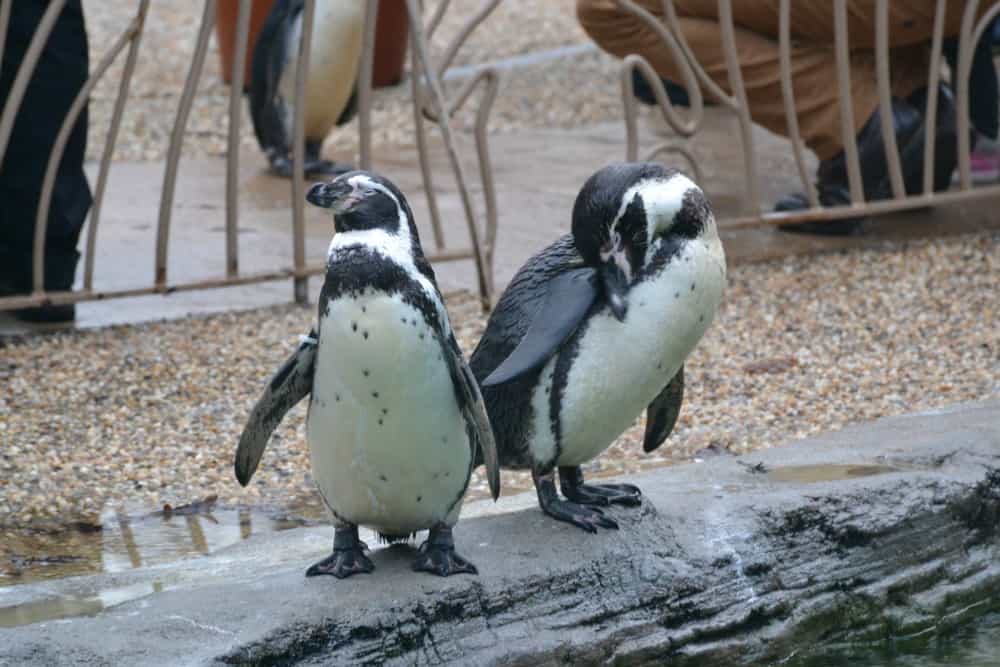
[
  {"x1": 957, "y1": 2, "x2": 1000, "y2": 190},
  {"x1": 225, "y1": 0, "x2": 252, "y2": 278},
  {"x1": 425, "y1": 0, "x2": 450, "y2": 39},
  {"x1": 357, "y1": 0, "x2": 378, "y2": 170},
  {"x1": 719, "y1": 182, "x2": 1000, "y2": 229},
  {"x1": 921, "y1": 0, "x2": 946, "y2": 196},
  {"x1": 778, "y1": 0, "x2": 818, "y2": 208},
  {"x1": 833, "y1": 0, "x2": 864, "y2": 204},
  {"x1": 433, "y1": 0, "x2": 501, "y2": 78},
  {"x1": 0, "y1": 246, "x2": 483, "y2": 309},
  {"x1": 0, "y1": 0, "x2": 11, "y2": 79},
  {"x1": 875, "y1": 0, "x2": 905, "y2": 200},
  {"x1": 469, "y1": 67, "x2": 501, "y2": 266},
  {"x1": 290, "y1": 0, "x2": 315, "y2": 304},
  {"x1": 406, "y1": 0, "x2": 493, "y2": 305},
  {"x1": 0, "y1": 0, "x2": 65, "y2": 166},
  {"x1": 956, "y1": 1, "x2": 980, "y2": 190},
  {"x1": 33, "y1": 6, "x2": 146, "y2": 294},
  {"x1": 155, "y1": 0, "x2": 216, "y2": 289},
  {"x1": 85, "y1": 2, "x2": 150, "y2": 291},
  {"x1": 409, "y1": 35, "x2": 446, "y2": 249},
  {"x1": 718, "y1": 0, "x2": 759, "y2": 215}
]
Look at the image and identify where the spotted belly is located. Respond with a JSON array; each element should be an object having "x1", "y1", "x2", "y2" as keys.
[
  {"x1": 306, "y1": 291, "x2": 471, "y2": 536},
  {"x1": 531, "y1": 245, "x2": 725, "y2": 468}
]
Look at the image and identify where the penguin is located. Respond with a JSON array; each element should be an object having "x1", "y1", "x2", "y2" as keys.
[
  {"x1": 235, "y1": 170, "x2": 500, "y2": 578},
  {"x1": 249, "y1": 0, "x2": 364, "y2": 178},
  {"x1": 469, "y1": 163, "x2": 726, "y2": 533}
]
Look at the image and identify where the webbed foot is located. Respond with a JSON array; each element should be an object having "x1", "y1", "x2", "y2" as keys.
[
  {"x1": 534, "y1": 469, "x2": 619, "y2": 533},
  {"x1": 559, "y1": 466, "x2": 642, "y2": 507},
  {"x1": 411, "y1": 525, "x2": 478, "y2": 576},
  {"x1": 305, "y1": 524, "x2": 374, "y2": 579},
  {"x1": 267, "y1": 154, "x2": 353, "y2": 179}
]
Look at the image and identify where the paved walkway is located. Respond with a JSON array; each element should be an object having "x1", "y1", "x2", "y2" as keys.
[{"x1": 3, "y1": 112, "x2": 999, "y2": 334}]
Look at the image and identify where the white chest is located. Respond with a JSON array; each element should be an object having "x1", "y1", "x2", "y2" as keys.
[
  {"x1": 306, "y1": 291, "x2": 471, "y2": 534},
  {"x1": 279, "y1": 1, "x2": 365, "y2": 138},
  {"x1": 532, "y1": 239, "x2": 726, "y2": 467}
]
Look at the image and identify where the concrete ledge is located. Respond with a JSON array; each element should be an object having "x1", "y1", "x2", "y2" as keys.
[{"x1": 2, "y1": 401, "x2": 999, "y2": 666}]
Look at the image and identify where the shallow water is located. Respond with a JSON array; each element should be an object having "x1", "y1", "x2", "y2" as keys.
[
  {"x1": 783, "y1": 612, "x2": 1000, "y2": 666},
  {"x1": 1, "y1": 501, "x2": 314, "y2": 588}
]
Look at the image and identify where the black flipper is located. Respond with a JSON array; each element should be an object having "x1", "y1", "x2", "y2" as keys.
[
  {"x1": 249, "y1": 0, "x2": 302, "y2": 161},
  {"x1": 234, "y1": 329, "x2": 317, "y2": 486},
  {"x1": 444, "y1": 335, "x2": 501, "y2": 500},
  {"x1": 335, "y1": 85, "x2": 358, "y2": 126},
  {"x1": 643, "y1": 365, "x2": 684, "y2": 453},
  {"x1": 482, "y1": 267, "x2": 599, "y2": 387}
]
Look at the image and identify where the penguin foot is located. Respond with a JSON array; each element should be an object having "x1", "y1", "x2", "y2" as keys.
[
  {"x1": 305, "y1": 524, "x2": 374, "y2": 579},
  {"x1": 266, "y1": 156, "x2": 353, "y2": 179},
  {"x1": 559, "y1": 466, "x2": 642, "y2": 507},
  {"x1": 411, "y1": 525, "x2": 478, "y2": 577},
  {"x1": 535, "y1": 469, "x2": 619, "y2": 533}
]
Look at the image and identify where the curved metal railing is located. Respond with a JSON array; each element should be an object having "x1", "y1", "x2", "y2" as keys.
[
  {"x1": 616, "y1": 0, "x2": 1000, "y2": 230},
  {"x1": 0, "y1": 0, "x2": 502, "y2": 313}
]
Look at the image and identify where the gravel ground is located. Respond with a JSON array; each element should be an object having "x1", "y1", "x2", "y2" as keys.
[
  {"x1": 82, "y1": 0, "x2": 620, "y2": 165},
  {"x1": 2, "y1": 231, "x2": 997, "y2": 535}
]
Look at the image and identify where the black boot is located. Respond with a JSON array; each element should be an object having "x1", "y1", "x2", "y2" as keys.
[{"x1": 776, "y1": 90, "x2": 942, "y2": 235}]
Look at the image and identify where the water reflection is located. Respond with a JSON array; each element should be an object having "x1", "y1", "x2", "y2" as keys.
[{"x1": 1, "y1": 502, "x2": 311, "y2": 588}]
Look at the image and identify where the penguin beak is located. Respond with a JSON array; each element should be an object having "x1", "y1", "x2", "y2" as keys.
[
  {"x1": 306, "y1": 180, "x2": 353, "y2": 211},
  {"x1": 600, "y1": 261, "x2": 629, "y2": 322}
]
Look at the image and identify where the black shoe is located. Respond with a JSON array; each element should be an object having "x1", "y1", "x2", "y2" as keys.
[
  {"x1": 0, "y1": 274, "x2": 76, "y2": 324},
  {"x1": 13, "y1": 302, "x2": 76, "y2": 323},
  {"x1": 776, "y1": 87, "x2": 957, "y2": 235}
]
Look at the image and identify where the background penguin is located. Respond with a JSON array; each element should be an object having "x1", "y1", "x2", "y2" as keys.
[
  {"x1": 249, "y1": 0, "x2": 364, "y2": 178},
  {"x1": 469, "y1": 163, "x2": 726, "y2": 533},
  {"x1": 235, "y1": 170, "x2": 500, "y2": 578}
]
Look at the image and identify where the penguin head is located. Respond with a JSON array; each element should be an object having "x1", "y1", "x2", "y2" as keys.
[
  {"x1": 307, "y1": 171, "x2": 418, "y2": 238},
  {"x1": 571, "y1": 162, "x2": 714, "y2": 321}
]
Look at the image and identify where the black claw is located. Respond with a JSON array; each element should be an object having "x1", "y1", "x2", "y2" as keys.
[
  {"x1": 411, "y1": 525, "x2": 478, "y2": 577},
  {"x1": 559, "y1": 466, "x2": 642, "y2": 508},
  {"x1": 534, "y1": 469, "x2": 620, "y2": 533},
  {"x1": 305, "y1": 525, "x2": 374, "y2": 579}
]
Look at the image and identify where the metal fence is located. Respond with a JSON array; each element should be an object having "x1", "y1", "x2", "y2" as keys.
[
  {"x1": 0, "y1": 0, "x2": 501, "y2": 312},
  {"x1": 2, "y1": 0, "x2": 998, "y2": 315},
  {"x1": 617, "y1": 0, "x2": 1000, "y2": 231}
]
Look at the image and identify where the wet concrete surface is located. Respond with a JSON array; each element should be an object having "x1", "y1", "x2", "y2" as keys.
[
  {"x1": 1, "y1": 399, "x2": 997, "y2": 665},
  {"x1": 3, "y1": 114, "x2": 999, "y2": 334}
]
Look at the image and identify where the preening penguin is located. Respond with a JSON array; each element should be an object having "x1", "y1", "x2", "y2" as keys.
[
  {"x1": 236, "y1": 170, "x2": 500, "y2": 578},
  {"x1": 249, "y1": 0, "x2": 364, "y2": 178},
  {"x1": 469, "y1": 163, "x2": 726, "y2": 533}
]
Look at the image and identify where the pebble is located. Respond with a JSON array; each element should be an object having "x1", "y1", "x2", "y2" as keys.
[{"x1": 2, "y1": 232, "x2": 997, "y2": 532}]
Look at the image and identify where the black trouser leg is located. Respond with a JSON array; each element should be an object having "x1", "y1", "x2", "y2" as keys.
[{"x1": 0, "y1": 0, "x2": 91, "y2": 295}]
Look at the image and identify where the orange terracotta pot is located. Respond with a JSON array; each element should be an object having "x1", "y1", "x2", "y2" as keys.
[
  {"x1": 372, "y1": 0, "x2": 409, "y2": 88},
  {"x1": 215, "y1": 1, "x2": 410, "y2": 91}
]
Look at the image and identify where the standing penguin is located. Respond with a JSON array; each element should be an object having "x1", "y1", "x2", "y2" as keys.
[
  {"x1": 249, "y1": 0, "x2": 364, "y2": 178},
  {"x1": 469, "y1": 163, "x2": 725, "y2": 532},
  {"x1": 235, "y1": 170, "x2": 500, "y2": 578}
]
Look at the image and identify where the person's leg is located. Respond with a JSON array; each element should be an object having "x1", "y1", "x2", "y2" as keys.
[
  {"x1": 0, "y1": 0, "x2": 90, "y2": 321},
  {"x1": 577, "y1": 0, "x2": 869, "y2": 161}
]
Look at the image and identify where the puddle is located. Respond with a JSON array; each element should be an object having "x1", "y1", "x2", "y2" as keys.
[
  {"x1": 1, "y1": 502, "x2": 313, "y2": 588},
  {"x1": 0, "y1": 580, "x2": 166, "y2": 628},
  {"x1": 766, "y1": 463, "x2": 901, "y2": 484}
]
